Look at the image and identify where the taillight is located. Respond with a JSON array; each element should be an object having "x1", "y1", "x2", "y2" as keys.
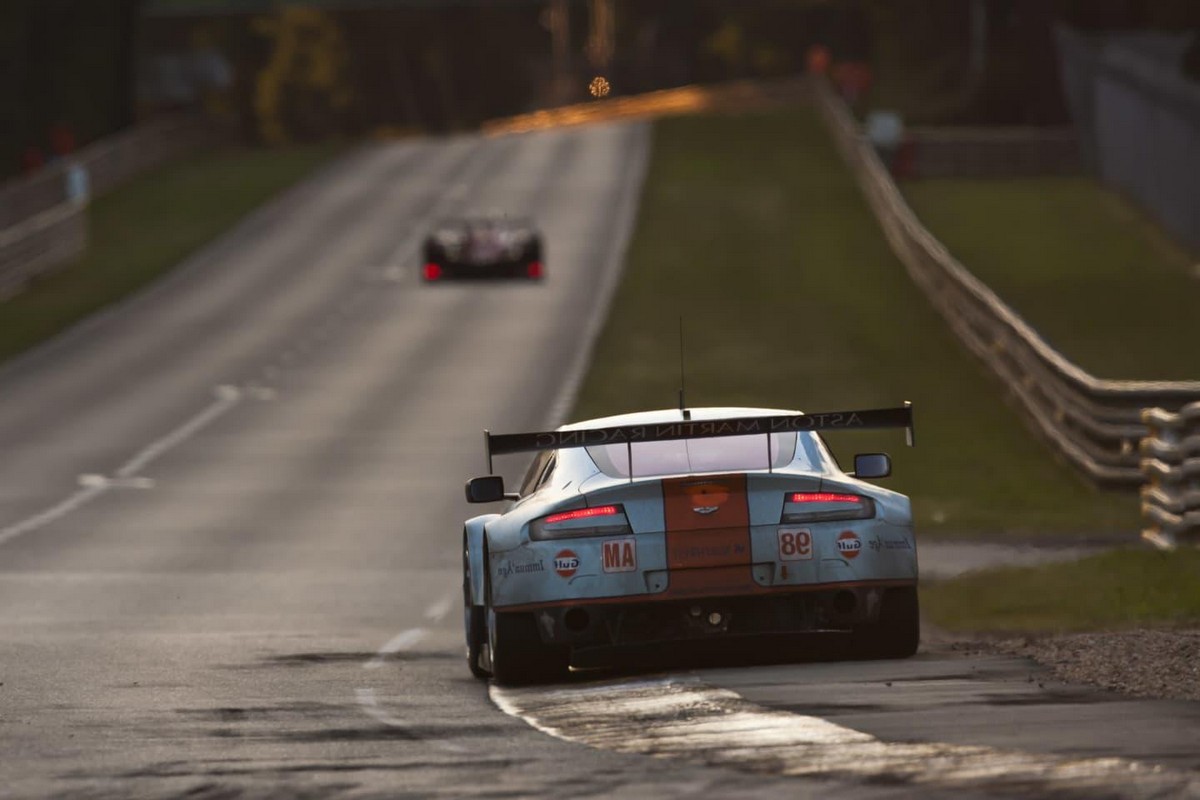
[
  {"x1": 423, "y1": 263, "x2": 442, "y2": 281},
  {"x1": 782, "y1": 492, "x2": 874, "y2": 523},
  {"x1": 526, "y1": 261, "x2": 543, "y2": 279},
  {"x1": 530, "y1": 504, "x2": 631, "y2": 540}
]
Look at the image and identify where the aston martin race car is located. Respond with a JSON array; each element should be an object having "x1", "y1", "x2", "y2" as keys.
[
  {"x1": 461, "y1": 403, "x2": 919, "y2": 684},
  {"x1": 421, "y1": 213, "x2": 543, "y2": 281}
]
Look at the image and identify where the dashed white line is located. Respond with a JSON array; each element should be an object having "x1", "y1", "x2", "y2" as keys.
[
  {"x1": 364, "y1": 627, "x2": 427, "y2": 670},
  {"x1": 356, "y1": 623, "x2": 465, "y2": 753},
  {"x1": 114, "y1": 385, "x2": 242, "y2": 479},
  {"x1": 0, "y1": 484, "x2": 109, "y2": 547},
  {"x1": 0, "y1": 385, "x2": 242, "y2": 548},
  {"x1": 423, "y1": 591, "x2": 457, "y2": 622}
]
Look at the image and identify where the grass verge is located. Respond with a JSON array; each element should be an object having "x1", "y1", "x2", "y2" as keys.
[
  {"x1": 922, "y1": 549, "x2": 1200, "y2": 632},
  {"x1": 572, "y1": 108, "x2": 1140, "y2": 536},
  {"x1": 0, "y1": 142, "x2": 342, "y2": 367},
  {"x1": 903, "y1": 177, "x2": 1200, "y2": 381}
]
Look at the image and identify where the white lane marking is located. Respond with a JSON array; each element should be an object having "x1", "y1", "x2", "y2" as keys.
[
  {"x1": 423, "y1": 592, "x2": 456, "y2": 622},
  {"x1": 78, "y1": 474, "x2": 154, "y2": 490},
  {"x1": 0, "y1": 485, "x2": 108, "y2": 546},
  {"x1": 364, "y1": 627, "x2": 428, "y2": 670},
  {"x1": 491, "y1": 677, "x2": 1196, "y2": 796},
  {"x1": 356, "y1": 624, "x2": 465, "y2": 753},
  {"x1": 0, "y1": 386, "x2": 242, "y2": 548},
  {"x1": 114, "y1": 385, "x2": 242, "y2": 479}
]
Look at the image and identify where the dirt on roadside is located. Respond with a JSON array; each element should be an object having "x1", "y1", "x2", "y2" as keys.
[{"x1": 950, "y1": 629, "x2": 1200, "y2": 702}]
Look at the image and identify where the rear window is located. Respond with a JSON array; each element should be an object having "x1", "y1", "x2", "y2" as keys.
[{"x1": 586, "y1": 432, "x2": 804, "y2": 479}]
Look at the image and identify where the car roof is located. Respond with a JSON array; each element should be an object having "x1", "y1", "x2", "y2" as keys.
[
  {"x1": 558, "y1": 406, "x2": 801, "y2": 431},
  {"x1": 440, "y1": 212, "x2": 533, "y2": 227}
]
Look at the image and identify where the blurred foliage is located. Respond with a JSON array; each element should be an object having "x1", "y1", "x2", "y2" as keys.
[{"x1": 252, "y1": 8, "x2": 353, "y2": 144}]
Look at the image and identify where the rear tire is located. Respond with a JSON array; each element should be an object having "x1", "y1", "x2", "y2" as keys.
[
  {"x1": 853, "y1": 587, "x2": 920, "y2": 659},
  {"x1": 485, "y1": 555, "x2": 569, "y2": 685},
  {"x1": 464, "y1": 538, "x2": 490, "y2": 680}
]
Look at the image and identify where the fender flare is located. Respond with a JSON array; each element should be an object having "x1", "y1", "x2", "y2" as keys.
[{"x1": 464, "y1": 514, "x2": 500, "y2": 606}]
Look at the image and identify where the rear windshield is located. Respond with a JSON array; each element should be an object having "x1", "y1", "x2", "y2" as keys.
[{"x1": 586, "y1": 432, "x2": 808, "y2": 479}]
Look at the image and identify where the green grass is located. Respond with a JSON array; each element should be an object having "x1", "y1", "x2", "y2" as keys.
[
  {"x1": 903, "y1": 177, "x2": 1200, "y2": 381},
  {"x1": 572, "y1": 109, "x2": 1140, "y2": 536},
  {"x1": 923, "y1": 549, "x2": 1200, "y2": 632},
  {"x1": 0, "y1": 143, "x2": 342, "y2": 367}
]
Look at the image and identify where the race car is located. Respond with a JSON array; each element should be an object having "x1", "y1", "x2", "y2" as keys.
[
  {"x1": 461, "y1": 403, "x2": 919, "y2": 684},
  {"x1": 421, "y1": 213, "x2": 543, "y2": 281}
]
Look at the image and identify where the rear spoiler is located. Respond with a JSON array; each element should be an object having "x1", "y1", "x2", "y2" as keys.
[{"x1": 483, "y1": 403, "x2": 913, "y2": 473}]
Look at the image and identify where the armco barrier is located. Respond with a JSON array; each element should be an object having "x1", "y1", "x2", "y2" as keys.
[
  {"x1": 0, "y1": 201, "x2": 87, "y2": 300},
  {"x1": 812, "y1": 77, "x2": 1200, "y2": 497},
  {"x1": 0, "y1": 116, "x2": 219, "y2": 229},
  {"x1": 1141, "y1": 403, "x2": 1200, "y2": 549},
  {"x1": 0, "y1": 116, "x2": 222, "y2": 300}
]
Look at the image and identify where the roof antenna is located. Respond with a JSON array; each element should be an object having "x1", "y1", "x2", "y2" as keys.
[{"x1": 678, "y1": 316, "x2": 691, "y2": 420}]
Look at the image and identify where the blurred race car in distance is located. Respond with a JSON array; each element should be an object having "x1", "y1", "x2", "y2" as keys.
[
  {"x1": 422, "y1": 213, "x2": 543, "y2": 281},
  {"x1": 461, "y1": 403, "x2": 918, "y2": 685}
]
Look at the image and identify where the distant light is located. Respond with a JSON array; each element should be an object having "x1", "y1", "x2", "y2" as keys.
[{"x1": 589, "y1": 76, "x2": 611, "y2": 98}]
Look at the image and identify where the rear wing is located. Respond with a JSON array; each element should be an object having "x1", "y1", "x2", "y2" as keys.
[{"x1": 483, "y1": 403, "x2": 913, "y2": 473}]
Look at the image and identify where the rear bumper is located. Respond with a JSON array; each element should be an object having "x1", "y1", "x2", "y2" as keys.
[
  {"x1": 437, "y1": 259, "x2": 536, "y2": 278},
  {"x1": 515, "y1": 580, "x2": 915, "y2": 650}
]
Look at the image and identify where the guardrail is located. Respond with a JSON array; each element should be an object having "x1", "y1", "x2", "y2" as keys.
[
  {"x1": 1141, "y1": 403, "x2": 1200, "y2": 549},
  {"x1": 0, "y1": 116, "x2": 222, "y2": 300},
  {"x1": 811, "y1": 77, "x2": 1200, "y2": 494},
  {"x1": 0, "y1": 116, "x2": 219, "y2": 229},
  {"x1": 0, "y1": 201, "x2": 87, "y2": 300}
]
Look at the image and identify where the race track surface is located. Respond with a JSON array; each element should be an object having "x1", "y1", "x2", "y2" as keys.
[{"x1": 1, "y1": 122, "x2": 1198, "y2": 799}]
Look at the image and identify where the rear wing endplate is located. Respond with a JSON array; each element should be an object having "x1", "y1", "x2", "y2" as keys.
[{"x1": 483, "y1": 402, "x2": 913, "y2": 473}]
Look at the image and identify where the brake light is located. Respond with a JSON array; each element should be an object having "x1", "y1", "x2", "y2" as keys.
[
  {"x1": 782, "y1": 492, "x2": 873, "y2": 523},
  {"x1": 544, "y1": 505, "x2": 619, "y2": 524},
  {"x1": 789, "y1": 492, "x2": 862, "y2": 504},
  {"x1": 526, "y1": 261, "x2": 543, "y2": 279},
  {"x1": 423, "y1": 263, "x2": 442, "y2": 281},
  {"x1": 531, "y1": 504, "x2": 631, "y2": 540}
]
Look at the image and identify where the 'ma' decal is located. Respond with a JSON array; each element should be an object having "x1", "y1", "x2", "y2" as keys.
[{"x1": 602, "y1": 537, "x2": 637, "y2": 573}]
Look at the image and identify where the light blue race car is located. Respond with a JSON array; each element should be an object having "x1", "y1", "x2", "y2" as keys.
[{"x1": 462, "y1": 403, "x2": 917, "y2": 685}]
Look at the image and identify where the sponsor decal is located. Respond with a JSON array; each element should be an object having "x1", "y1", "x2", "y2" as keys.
[
  {"x1": 868, "y1": 536, "x2": 913, "y2": 553},
  {"x1": 497, "y1": 559, "x2": 545, "y2": 579},
  {"x1": 683, "y1": 482, "x2": 730, "y2": 515},
  {"x1": 602, "y1": 537, "x2": 637, "y2": 573},
  {"x1": 777, "y1": 527, "x2": 813, "y2": 562},
  {"x1": 836, "y1": 531, "x2": 862, "y2": 560},
  {"x1": 553, "y1": 550, "x2": 580, "y2": 579},
  {"x1": 669, "y1": 543, "x2": 746, "y2": 561}
]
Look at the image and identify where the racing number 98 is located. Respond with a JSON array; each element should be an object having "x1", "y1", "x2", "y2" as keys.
[{"x1": 778, "y1": 528, "x2": 812, "y2": 561}]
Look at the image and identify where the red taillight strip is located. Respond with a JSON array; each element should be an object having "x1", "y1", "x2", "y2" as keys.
[
  {"x1": 788, "y1": 492, "x2": 863, "y2": 504},
  {"x1": 543, "y1": 505, "x2": 620, "y2": 525}
]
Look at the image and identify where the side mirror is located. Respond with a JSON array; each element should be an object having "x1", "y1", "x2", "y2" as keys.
[
  {"x1": 465, "y1": 475, "x2": 506, "y2": 503},
  {"x1": 853, "y1": 453, "x2": 891, "y2": 479}
]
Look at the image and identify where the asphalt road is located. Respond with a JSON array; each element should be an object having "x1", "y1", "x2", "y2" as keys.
[{"x1": 1, "y1": 121, "x2": 1198, "y2": 799}]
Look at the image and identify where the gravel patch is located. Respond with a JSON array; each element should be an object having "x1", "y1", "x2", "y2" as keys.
[{"x1": 966, "y1": 629, "x2": 1200, "y2": 702}]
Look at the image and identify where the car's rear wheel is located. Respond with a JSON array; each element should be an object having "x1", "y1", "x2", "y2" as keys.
[
  {"x1": 485, "y1": 555, "x2": 569, "y2": 685},
  {"x1": 852, "y1": 587, "x2": 920, "y2": 659},
  {"x1": 463, "y1": 538, "x2": 490, "y2": 680}
]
